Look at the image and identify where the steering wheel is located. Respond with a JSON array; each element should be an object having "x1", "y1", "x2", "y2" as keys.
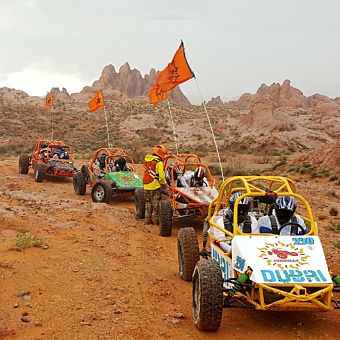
[{"x1": 278, "y1": 222, "x2": 306, "y2": 235}]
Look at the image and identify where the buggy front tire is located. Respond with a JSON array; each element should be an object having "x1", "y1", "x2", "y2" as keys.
[
  {"x1": 73, "y1": 172, "x2": 86, "y2": 195},
  {"x1": 19, "y1": 155, "x2": 30, "y2": 174},
  {"x1": 134, "y1": 187, "x2": 145, "y2": 219},
  {"x1": 81, "y1": 165, "x2": 90, "y2": 184},
  {"x1": 193, "y1": 259, "x2": 223, "y2": 332},
  {"x1": 91, "y1": 181, "x2": 112, "y2": 204},
  {"x1": 34, "y1": 164, "x2": 45, "y2": 182},
  {"x1": 159, "y1": 200, "x2": 173, "y2": 237},
  {"x1": 178, "y1": 227, "x2": 200, "y2": 281}
]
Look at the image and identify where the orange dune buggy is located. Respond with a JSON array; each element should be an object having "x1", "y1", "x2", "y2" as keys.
[
  {"x1": 19, "y1": 139, "x2": 76, "y2": 182},
  {"x1": 157, "y1": 154, "x2": 218, "y2": 237}
]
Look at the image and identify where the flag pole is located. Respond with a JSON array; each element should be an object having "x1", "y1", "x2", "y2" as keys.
[
  {"x1": 103, "y1": 105, "x2": 111, "y2": 148},
  {"x1": 194, "y1": 78, "x2": 224, "y2": 181},
  {"x1": 51, "y1": 109, "x2": 54, "y2": 140},
  {"x1": 167, "y1": 99, "x2": 179, "y2": 154},
  {"x1": 101, "y1": 89, "x2": 111, "y2": 148}
]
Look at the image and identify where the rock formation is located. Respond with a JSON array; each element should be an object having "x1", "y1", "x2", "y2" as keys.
[
  {"x1": 86, "y1": 63, "x2": 190, "y2": 105},
  {"x1": 206, "y1": 96, "x2": 224, "y2": 106}
]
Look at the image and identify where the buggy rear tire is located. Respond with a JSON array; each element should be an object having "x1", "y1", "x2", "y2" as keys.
[
  {"x1": 81, "y1": 165, "x2": 90, "y2": 184},
  {"x1": 159, "y1": 200, "x2": 173, "y2": 237},
  {"x1": 73, "y1": 172, "x2": 86, "y2": 195},
  {"x1": 91, "y1": 181, "x2": 112, "y2": 203},
  {"x1": 178, "y1": 227, "x2": 200, "y2": 281},
  {"x1": 19, "y1": 154, "x2": 30, "y2": 174},
  {"x1": 193, "y1": 259, "x2": 223, "y2": 332},
  {"x1": 134, "y1": 187, "x2": 145, "y2": 219},
  {"x1": 34, "y1": 164, "x2": 45, "y2": 182}
]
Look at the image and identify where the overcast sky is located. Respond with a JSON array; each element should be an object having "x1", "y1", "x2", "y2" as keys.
[{"x1": 0, "y1": 0, "x2": 339, "y2": 103}]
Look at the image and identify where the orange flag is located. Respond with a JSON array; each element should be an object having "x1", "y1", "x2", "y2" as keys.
[
  {"x1": 149, "y1": 84, "x2": 168, "y2": 105},
  {"x1": 149, "y1": 41, "x2": 194, "y2": 105},
  {"x1": 88, "y1": 89, "x2": 105, "y2": 112},
  {"x1": 44, "y1": 92, "x2": 54, "y2": 111}
]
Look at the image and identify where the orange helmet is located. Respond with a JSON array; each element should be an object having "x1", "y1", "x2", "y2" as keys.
[{"x1": 152, "y1": 144, "x2": 168, "y2": 160}]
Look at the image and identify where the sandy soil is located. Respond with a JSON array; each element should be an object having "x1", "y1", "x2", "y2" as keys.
[{"x1": 0, "y1": 158, "x2": 339, "y2": 339}]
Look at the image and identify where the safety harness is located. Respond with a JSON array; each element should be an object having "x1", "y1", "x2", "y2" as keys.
[{"x1": 270, "y1": 215, "x2": 298, "y2": 234}]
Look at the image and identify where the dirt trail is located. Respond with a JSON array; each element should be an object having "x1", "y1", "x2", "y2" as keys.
[{"x1": 0, "y1": 158, "x2": 339, "y2": 339}]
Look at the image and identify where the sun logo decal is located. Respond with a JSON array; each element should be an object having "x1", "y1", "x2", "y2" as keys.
[{"x1": 258, "y1": 241, "x2": 310, "y2": 269}]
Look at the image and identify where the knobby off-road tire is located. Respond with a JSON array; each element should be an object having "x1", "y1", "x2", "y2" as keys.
[
  {"x1": 158, "y1": 200, "x2": 173, "y2": 237},
  {"x1": 19, "y1": 155, "x2": 30, "y2": 174},
  {"x1": 91, "y1": 181, "x2": 112, "y2": 204},
  {"x1": 81, "y1": 165, "x2": 90, "y2": 184},
  {"x1": 34, "y1": 164, "x2": 45, "y2": 183},
  {"x1": 134, "y1": 187, "x2": 145, "y2": 219},
  {"x1": 73, "y1": 172, "x2": 86, "y2": 195},
  {"x1": 192, "y1": 259, "x2": 224, "y2": 332},
  {"x1": 178, "y1": 227, "x2": 200, "y2": 281}
]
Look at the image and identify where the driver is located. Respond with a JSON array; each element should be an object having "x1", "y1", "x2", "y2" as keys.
[
  {"x1": 258, "y1": 196, "x2": 307, "y2": 235},
  {"x1": 110, "y1": 157, "x2": 131, "y2": 172},
  {"x1": 223, "y1": 192, "x2": 258, "y2": 234}
]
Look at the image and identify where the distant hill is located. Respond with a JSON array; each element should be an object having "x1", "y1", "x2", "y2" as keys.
[{"x1": 0, "y1": 79, "x2": 339, "y2": 159}]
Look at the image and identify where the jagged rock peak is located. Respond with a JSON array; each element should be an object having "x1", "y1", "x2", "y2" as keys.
[
  {"x1": 101, "y1": 64, "x2": 116, "y2": 75},
  {"x1": 119, "y1": 62, "x2": 131, "y2": 73},
  {"x1": 206, "y1": 96, "x2": 224, "y2": 106}
]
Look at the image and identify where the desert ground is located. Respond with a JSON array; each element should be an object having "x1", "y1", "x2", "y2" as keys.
[{"x1": 0, "y1": 156, "x2": 339, "y2": 340}]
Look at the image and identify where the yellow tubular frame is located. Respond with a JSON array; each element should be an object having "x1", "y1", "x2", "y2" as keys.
[{"x1": 207, "y1": 176, "x2": 334, "y2": 311}]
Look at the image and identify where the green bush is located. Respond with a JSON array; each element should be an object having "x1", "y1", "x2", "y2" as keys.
[
  {"x1": 12, "y1": 233, "x2": 46, "y2": 251},
  {"x1": 329, "y1": 222, "x2": 340, "y2": 232}
]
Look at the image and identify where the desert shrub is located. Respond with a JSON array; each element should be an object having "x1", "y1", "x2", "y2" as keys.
[
  {"x1": 327, "y1": 190, "x2": 338, "y2": 198},
  {"x1": 329, "y1": 208, "x2": 338, "y2": 216},
  {"x1": 11, "y1": 233, "x2": 46, "y2": 251},
  {"x1": 209, "y1": 164, "x2": 222, "y2": 176},
  {"x1": 302, "y1": 163, "x2": 313, "y2": 168},
  {"x1": 333, "y1": 240, "x2": 340, "y2": 249},
  {"x1": 319, "y1": 168, "x2": 330, "y2": 177},
  {"x1": 310, "y1": 170, "x2": 322, "y2": 179},
  {"x1": 329, "y1": 175, "x2": 338, "y2": 181},
  {"x1": 329, "y1": 221, "x2": 340, "y2": 232},
  {"x1": 197, "y1": 150, "x2": 207, "y2": 157},
  {"x1": 298, "y1": 167, "x2": 308, "y2": 175}
]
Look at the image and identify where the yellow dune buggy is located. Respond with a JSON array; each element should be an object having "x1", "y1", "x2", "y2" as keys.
[{"x1": 177, "y1": 176, "x2": 339, "y2": 331}]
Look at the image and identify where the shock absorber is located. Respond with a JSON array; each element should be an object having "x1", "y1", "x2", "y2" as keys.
[
  {"x1": 228, "y1": 267, "x2": 253, "y2": 296},
  {"x1": 202, "y1": 221, "x2": 209, "y2": 249}
]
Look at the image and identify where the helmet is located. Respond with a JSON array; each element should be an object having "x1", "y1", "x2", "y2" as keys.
[
  {"x1": 229, "y1": 192, "x2": 250, "y2": 223},
  {"x1": 98, "y1": 153, "x2": 107, "y2": 169},
  {"x1": 194, "y1": 166, "x2": 205, "y2": 183},
  {"x1": 152, "y1": 145, "x2": 168, "y2": 160},
  {"x1": 116, "y1": 157, "x2": 127, "y2": 169},
  {"x1": 274, "y1": 196, "x2": 296, "y2": 224},
  {"x1": 41, "y1": 143, "x2": 49, "y2": 149}
]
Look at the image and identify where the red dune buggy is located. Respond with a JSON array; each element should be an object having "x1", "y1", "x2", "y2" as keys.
[{"x1": 19, "y1": 139, "x2": 76, "y2": 182}]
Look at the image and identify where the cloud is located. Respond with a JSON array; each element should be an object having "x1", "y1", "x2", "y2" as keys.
[{"x1": 0, "y1": 67, "x2": 90, "y2": 96}]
